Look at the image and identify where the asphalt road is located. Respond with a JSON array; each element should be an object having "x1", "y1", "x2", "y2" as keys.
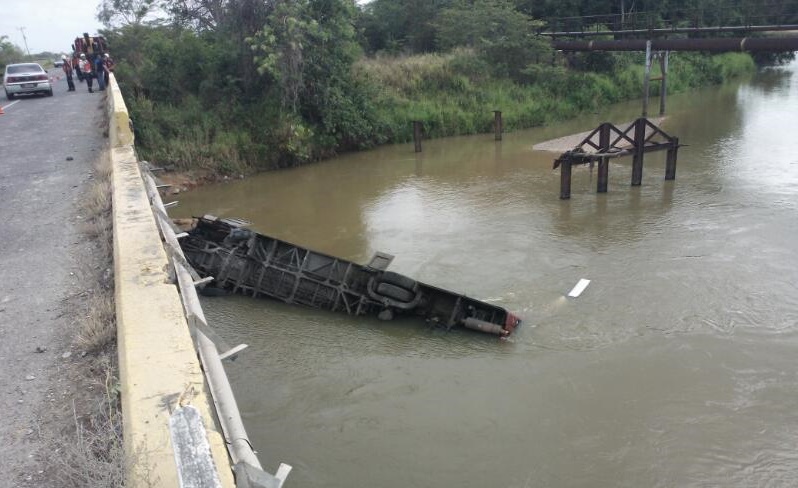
[{"x1": 0, "y1": 70, "x2": 106, "y2": 485}]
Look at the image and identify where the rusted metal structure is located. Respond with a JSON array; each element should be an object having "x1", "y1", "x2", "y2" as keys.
[
  {"x1": 553, "y1": 35, "x2": 798, "y2": 115},
  {"x1": 544, "y1": 24, "x2": 798, "y2": 38},
  {"x1": 553, "y1": 118, "x2": 679, "y2": 199},
  {"x1": 551, "y1": 37, "x2": 798, "y2": 52},
  {"x1": 543, "y1": 5, "x2": 798, "y2": 117},
  {"x1": 542, "y1": 4, "x2": 798, "y2": 37},
  {"x1": 180, "y1": 216, "x2": 522, "y2": 338}
]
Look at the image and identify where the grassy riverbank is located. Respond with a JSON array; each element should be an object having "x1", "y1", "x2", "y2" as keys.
[
  {"x1": 357, "y1": 49, "x2": 755, "y2": 142},
  {"x1": 125, "y1": 47, "x2": 754, "y2": 177},
  {"x1": 102, "y1": 0, "x2": 779, "y2": 177}
]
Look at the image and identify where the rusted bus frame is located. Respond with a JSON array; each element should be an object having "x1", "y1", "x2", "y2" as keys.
[
  {"x1": 181, "y1": 217, "x2": 522, "y2": 337},
  {"x1": 182, "y1": 234, "x2": 380, "y2": 316}
]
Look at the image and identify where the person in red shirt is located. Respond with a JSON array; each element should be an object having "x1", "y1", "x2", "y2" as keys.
[
  {"x1": 78, "y1": 53, "x2": 94, "y2": 93},
  {"x1": 61, "y1": 55, "x2": 75, "y2": 92},
  {"x1": 103, "y1": 53, "x2": 115, "y2": 86}
]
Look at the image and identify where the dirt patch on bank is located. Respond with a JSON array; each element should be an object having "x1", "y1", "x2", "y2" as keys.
[{"x1": 150, "y1": 165, "x2": 250, "y2": 197}]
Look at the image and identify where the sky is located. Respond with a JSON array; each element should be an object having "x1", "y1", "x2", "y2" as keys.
[
  {"x1": 0, "y1": 0, "x2": 373, "y2": 55},
  {"x1": 0, "y1": 0, "x2": 103, "y2": 54}
]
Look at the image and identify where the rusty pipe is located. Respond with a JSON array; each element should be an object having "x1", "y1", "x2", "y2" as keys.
[
  {"x1": 553, "y1": 36, "x2": 798, "y2": 52},
  {"x1": 463, "y1": 317, "x2": 508, "y2": 336}
]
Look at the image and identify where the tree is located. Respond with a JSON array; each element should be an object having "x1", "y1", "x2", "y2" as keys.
[
  {"x1": 249, "y1": 1, "x2": 308, "y2": 112},
  {"x1": 0, "y1": 35, "x2": 25, "y2": 69},
  {"x1": 249, "y1": 0, "x2": 381, "y2": 154},
  {"x1": 436, "y1": 0, "x2": 550, "y2": 81},
  {"x1": 162, "y1": 0, "x2": 274, "y2": 33},
  {"x1": 162, "y1": 0, "x2": 227, "y2": 30},
  {"x1": 97, "y1": 0, "x2": 160, "y2": 28},
  {"x1": 358, "y1": 0, "x2": 454, "y2": 54}
]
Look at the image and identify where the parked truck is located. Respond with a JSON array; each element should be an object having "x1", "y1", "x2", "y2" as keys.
[{"x1": 71, "y1": 33, "x2": 108, "y2": 82}]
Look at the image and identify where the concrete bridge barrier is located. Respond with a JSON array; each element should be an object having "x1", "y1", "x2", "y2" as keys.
[{"x1": 107, "y1": 74, "x2": 235, "y2": 487}]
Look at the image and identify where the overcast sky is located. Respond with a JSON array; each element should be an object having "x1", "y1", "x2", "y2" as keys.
[
  {"x1": 0, "y1": 0, "x2": 103, "y2": 54},
  {"x1": 1, "y1": 0, "x2": 373, "y2": 55}
]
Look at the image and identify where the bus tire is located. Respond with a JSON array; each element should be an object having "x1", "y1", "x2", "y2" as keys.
[
  {"x1": 379, "y1": 271, "x2": 417, "y2": 291},
  {"x1": 376, "y1": 283, "x2": 415, "y2": 303}
]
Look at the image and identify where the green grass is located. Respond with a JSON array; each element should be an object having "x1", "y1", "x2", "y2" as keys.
[
  {"x1": 129, "y1": 49, "x2": 755, "y2": 174},
  {"x1": 357, "y1": 50, "x2": 756, "y2": 144}
]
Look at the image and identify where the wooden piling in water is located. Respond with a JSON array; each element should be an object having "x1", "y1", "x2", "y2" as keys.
[
  {"x1": 597, "y1": 123, "x2": 611, "y2": 193},
  {"x1": 413, "y1": 121, "x2": 423, "y2": 152},
  {"x1": 560, "y1": 159, "x2": 572, "y2": 199},
  {"x1": 494, "y1": 111, "x2": 503, "y2": 141},
  {"x1": 665, "y1": 136, "x2": 678, "y2": 180},
  {"x1": 631, "y1": 117, "x2": 646, "y2": 185}
]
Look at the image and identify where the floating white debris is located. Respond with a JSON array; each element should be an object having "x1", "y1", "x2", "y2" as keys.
[{"x1": 567, "y1": 279, "x2": 591, "y2": 298}]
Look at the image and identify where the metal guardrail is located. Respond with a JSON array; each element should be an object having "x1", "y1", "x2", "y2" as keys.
[{"x1": 141, "y1": 164, "x2": 292, "y2": 488}]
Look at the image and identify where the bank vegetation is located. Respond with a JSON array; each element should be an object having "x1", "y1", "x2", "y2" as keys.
[{"x1": 99, "y1": 0, "x2": 793, "y2": 176}]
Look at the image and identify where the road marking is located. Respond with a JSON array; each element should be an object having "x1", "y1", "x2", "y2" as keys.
[{"x1": 1, "y1": 100, "x2": 21, "y2": 111}]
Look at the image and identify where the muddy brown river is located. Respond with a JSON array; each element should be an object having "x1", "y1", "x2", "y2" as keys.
[{"x1": 173, "y1": 61, "x2": 798, "y2": 488}]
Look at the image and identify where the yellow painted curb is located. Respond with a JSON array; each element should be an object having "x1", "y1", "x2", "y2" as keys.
[
  {"x1": 108, "y1": 74, "x2": 234, "y2": 487},
  {"x1": 108, "y1": 75, "x2": 134, "y2": 149}
]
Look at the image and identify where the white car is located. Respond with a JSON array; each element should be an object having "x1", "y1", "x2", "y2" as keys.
[{"x1": 3, "y1": 63, "x2": 53, "y2": 99}]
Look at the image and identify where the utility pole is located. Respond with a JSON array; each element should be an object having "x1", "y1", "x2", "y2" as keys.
[{"x1": 18, "y1": 27, "x2": 31, "y2": 58}]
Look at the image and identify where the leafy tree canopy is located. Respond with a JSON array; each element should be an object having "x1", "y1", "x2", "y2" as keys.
[{"x1": 0, "y1": 35, "x2": 26, "y2": 70}]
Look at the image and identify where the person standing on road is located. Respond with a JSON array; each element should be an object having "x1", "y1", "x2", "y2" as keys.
[
  {"x1": 78, "y1": 53, "x2": 93, "y2": 93},
  {"x1": 94, "y1": 54, "x2": 106, "y2": 91},
  {"x1": 61, "y1": 55, "x2": 75, "y2": 92},
  {"x1": 103, "y1": 53, "x2": 115, "y2": 87}
]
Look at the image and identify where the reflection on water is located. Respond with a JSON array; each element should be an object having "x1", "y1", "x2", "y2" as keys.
[{"x1": 178, "y1": 62, "x2": 798, "y2": 487}]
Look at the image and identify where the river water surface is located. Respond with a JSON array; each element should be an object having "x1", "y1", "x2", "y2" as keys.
[{"x1": 174, "y1": 62, "x2": 798, "y2": 488}]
